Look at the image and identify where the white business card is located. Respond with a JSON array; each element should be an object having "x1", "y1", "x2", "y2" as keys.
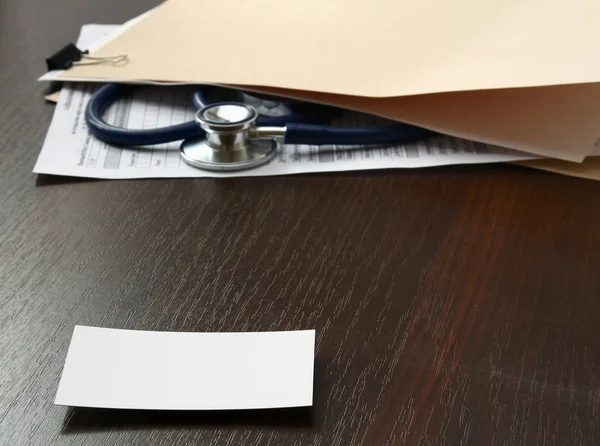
[{"x1": 55, "y1": 326, "x2": 315, "y2": 410}]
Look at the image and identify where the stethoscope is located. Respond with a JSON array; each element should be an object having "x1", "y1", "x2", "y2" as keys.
[{"x1": 85, "y1": 83, "x2": 437, "y2": 171}]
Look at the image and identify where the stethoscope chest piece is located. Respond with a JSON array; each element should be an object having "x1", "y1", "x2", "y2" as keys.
[{"x1": 180, "y1": 102, "x2": 279, "y2": 172}]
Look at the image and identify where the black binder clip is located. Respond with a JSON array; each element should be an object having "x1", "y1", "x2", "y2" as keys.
[{"x1": 46, "y1": 43, "x2": 128, "y2": 71}]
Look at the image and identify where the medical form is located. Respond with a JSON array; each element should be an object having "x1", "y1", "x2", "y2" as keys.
[{"x1": 34, "y1": 82, "x2": 539, "y2": 179}]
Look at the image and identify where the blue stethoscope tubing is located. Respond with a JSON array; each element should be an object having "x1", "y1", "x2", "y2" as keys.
[{"x1": 84, "y1": 83, "x2": 437, "y2": 147}]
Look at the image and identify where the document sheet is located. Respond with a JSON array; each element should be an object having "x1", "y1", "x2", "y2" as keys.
[
  {"x1": 55, "y1": 326, "x2": 315, "y2": 410},
  {"x1": 34, "y1": 82, "x2": 539, "y2": 179}
]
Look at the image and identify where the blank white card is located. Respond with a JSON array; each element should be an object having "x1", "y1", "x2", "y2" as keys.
[{"x1": 55, "y1": 326, "x2": 315, "y2": 410}]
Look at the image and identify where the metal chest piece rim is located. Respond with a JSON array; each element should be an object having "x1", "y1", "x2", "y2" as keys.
[{"x1": 179, "y1": 102, "x2": 279, "y2": 172}]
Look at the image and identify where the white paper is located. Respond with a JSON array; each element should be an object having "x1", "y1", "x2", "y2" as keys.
[
  {"x1": 55, "y1": 326, "x2": 315, "y2": 410},
  {"x1": 34, "y1": 80, "x2": 539, "y2": 179}
]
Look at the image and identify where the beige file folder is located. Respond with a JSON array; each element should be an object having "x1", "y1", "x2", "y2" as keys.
[
  {"x1": 59, "y1": 0, "x2": 600, "y2": 163},
  {"x1": 516, "y1": 157, "x2": 600, "y2": 181}
]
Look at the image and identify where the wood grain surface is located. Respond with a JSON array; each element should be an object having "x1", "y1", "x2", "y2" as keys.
[{"x1": 2, "y1": 0, "x2": 600, "y2": 444}]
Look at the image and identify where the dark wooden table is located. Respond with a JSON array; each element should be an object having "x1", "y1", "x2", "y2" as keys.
[{"x1": 2, "y1": 1, "x2": 600, "y2": 444}]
